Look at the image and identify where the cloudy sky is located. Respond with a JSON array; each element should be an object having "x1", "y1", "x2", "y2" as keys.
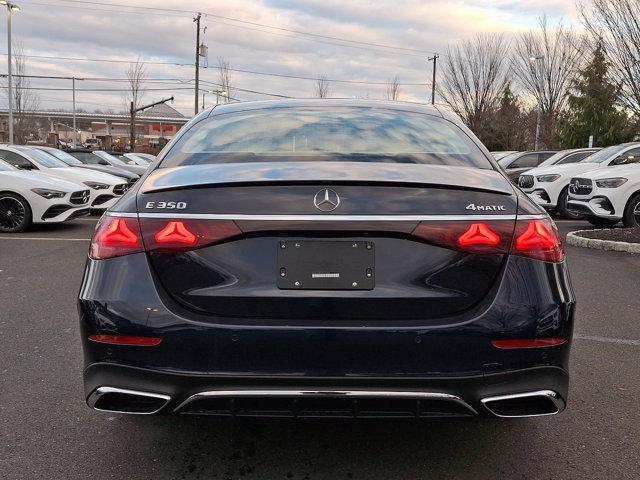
[{"x1": 1, "y1": 0, "x2": 581, "y2": 116}]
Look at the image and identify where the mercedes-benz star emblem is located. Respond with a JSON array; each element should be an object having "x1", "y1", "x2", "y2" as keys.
[{"x1": 313, "y1": 189, "x2": 340, "y2": 212}]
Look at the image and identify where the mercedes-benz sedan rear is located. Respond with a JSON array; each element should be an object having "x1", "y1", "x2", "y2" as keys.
[{"x1": 79, "y1": 100, "x2": 574, "y2": 419}]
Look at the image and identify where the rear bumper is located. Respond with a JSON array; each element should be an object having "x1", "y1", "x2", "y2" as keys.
[
  {"x1": 84, "y1": 362, "x2": 568, "y2": 418},
  {"x1": 79, "y1": 252, "x2": 575, "y2": 417}
]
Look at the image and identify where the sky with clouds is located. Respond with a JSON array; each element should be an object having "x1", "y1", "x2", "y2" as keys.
[{"x1": 0, "y1": 0, "x2": 582, "y2": 116}]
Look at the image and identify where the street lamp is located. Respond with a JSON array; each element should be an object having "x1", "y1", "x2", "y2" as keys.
[
  {"x1": 202, "y1": 89, "x2": 227, "y2": 109},
  {"x1": 529, "y1": 55, "x2": 544, "y2": 151},
  {"x1": 1, "y1": 0, "x2": 20, "y2": 144}
]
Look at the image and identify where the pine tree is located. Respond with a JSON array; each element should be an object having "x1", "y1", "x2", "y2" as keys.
[
  {"x1": 483, "y1": 84, "x2": 528, "y2": 151},
  {"x1": 557, "y1": 42, "x2": 631, "y2": 148}
]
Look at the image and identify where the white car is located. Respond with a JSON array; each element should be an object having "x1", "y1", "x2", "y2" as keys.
[
  {"x1": 0, "y1": 145, "x2": 129, "y2": 210},
  {"x1": 567, "y1": 163, "x2": 640, "y2": 227},
  {"x1": 0, "y1": 159, "x2": 90, "y2": 232},
  {"x1": 518, "y1": 143, "x2": 640, "y2": 218}
]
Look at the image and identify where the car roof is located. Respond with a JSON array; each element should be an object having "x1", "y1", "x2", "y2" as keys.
[{"x1": 207, "y1": 98, "x2": 445, "y2": 118}]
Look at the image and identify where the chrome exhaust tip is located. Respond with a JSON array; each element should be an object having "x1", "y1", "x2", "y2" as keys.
[
  {"x1": 481, "y1": 390, "x2": 564, "y2": 418},
  {"x1": 87, "y1": 387, "x2": 171, "y2": 415}
]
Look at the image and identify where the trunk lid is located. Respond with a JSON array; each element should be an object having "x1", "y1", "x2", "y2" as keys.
[{"x1": 138, "y1": 163, "x2": 517, "y2": 322}]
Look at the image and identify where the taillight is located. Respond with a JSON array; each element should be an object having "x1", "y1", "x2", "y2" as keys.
[
  {"x1": 412, "y1": 220, "x2": 513, "y2": 254},
  {"x1": 411, "y1": 216, "x2": 563, "y2": 262},
  {"x1": 89, "y1": 216, "x2": 242, "y2": 259},
  {"x1": 90, "y1": 216, "x2": 143, "y2": 259},
  {"x1": 140, "y1": 218, "x2": 242, "y2": 252},
  {"x1": 513, "y1": 218, "x2": 563, "y2": 262}
]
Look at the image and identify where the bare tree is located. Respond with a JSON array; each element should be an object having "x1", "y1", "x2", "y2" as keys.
[
  {"x1": 512, "y1": 17, "x2": 584, "y2": 148},
  {"x1": 438, "y1": 33, "x2": 511, "y2": 136},
  {"x1": 386, "y1": 75, "x2": 401, "y2": 101},
  {"x1": 217, "y1": 57, "x2": 233, "y2": 103},
  {"x1": 125, "y1": 59, "x2": 146, "y2": 150},
  {"x1": 2, "y1": 43, "x2": 39, "y2": 144},
  {"x1": 315, "y1": 75, "x2": 330, "y2": 98},
  {"x1": 580, "y1": 0, "x2": 640, "y2": 116}
]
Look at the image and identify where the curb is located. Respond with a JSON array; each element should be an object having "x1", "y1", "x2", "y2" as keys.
[{"x1": 566, "y1": 229, "x2": 640, "y2": 253}]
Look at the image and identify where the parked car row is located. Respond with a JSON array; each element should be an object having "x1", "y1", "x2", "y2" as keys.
[
  {"x1": 507, "y1": 143, "x2": 640, "y2": 227},
  {"x1": 0, "y1": 145, "x2": 155, "y2": 232}
]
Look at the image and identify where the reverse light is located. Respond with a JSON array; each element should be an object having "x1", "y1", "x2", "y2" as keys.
[
  {"x1": 458, "y1": 223, "x2": 500, "y2": 247},
  {"x1": 491, "y1": 338, "x2": 565, "y2": 349},
  {"x1": 90, "y1": 217, "x2": 143, "y2": 259},
  {"x1": 88, "y1": 334, "x2": 162, "y2": 346},
  {"x1": 536, "y1": 174, "x2": 561, "y2": 182},
  {"x1": 595, "y1": 177, "x2": 627, "y2": 188},
  {"x1": 31, "y1": 188, "x2": 65, "y2": 199},
  {"x1": 154, "y1": 221, "x2": 197, "y2": 245}
]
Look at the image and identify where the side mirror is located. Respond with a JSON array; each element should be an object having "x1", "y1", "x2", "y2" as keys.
[
  {"x1": 99, "y1": 160, "x2": 110, "y2": 166},
  {"x1": 17, "y1": 163, "x2": 34, "y2": 170}
]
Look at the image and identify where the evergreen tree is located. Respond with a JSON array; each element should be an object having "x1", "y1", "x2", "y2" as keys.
[
  {"x1": 558, "y1": 42, "x2": 631, "y2": 148},
  {"x1": 482, "y1": 84, "x2": 528, "y2": 151}
]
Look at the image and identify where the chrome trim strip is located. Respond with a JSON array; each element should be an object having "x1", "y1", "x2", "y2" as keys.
[
  {"x1": 480, "y1": 390, "x2": 564, "y2": 418},
  {"x1": 87, "y1": 386, "x2": 171, "y2": 415},
  {"x1": 133, "y1": 213, "x2": 532, "y2": 221},
  {"x1": 107, "y1": 212, "x2": 548, "y2": 222},
  {"x1": 174, "y1": 389, "x2": 478, "y2": 415},
  {"x1": 105, "y1": 211, "x2": 138, "y2": 218}
]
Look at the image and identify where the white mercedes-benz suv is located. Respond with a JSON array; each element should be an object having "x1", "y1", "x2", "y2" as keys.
[
  {"x1": 567, "y1": 162, "x2": 640, "y2": 227},
  {"x1": 518, "y1": 143, "x2": 640, "y2": 218}
]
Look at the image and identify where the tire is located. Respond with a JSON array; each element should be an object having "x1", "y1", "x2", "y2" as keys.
[
  {"x1": 622, "y1": 193, "x2": 640, "y2": 228},
  {"x1": 587, "y1": 217, "x2": 619, "y2": 228},
  {"x1": 557, "y1": 187, "x2": 583, "y2": 220},
  {"x1": 0, "y1": 193, "x2": 32, "y2": 233}
]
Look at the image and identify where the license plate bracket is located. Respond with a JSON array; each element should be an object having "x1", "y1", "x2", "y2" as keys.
[{"x1": 277, "y1": 240, "x2": 375, "y2": 290}]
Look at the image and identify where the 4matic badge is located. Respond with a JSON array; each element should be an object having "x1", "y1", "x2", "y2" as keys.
[{"x1": 465, "y1": 203, "x2": 506, "y2": 211}]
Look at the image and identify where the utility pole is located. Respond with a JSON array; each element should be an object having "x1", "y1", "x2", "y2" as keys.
[
  {"x1": 428, "y1": 54, "x2": 439, "y2": 105},
  {"x1": 72, "y1": 77, "x2": 77, "y2": 147},
  {"x1": 194, "y1": 12, "x2": 201, "y2": 116},
  {"x1": 130, "y1": 96, "x2": 174, "y2": 152},
  {"x1": 4, "y1": 2, "x2": 20, "y2": 143}
]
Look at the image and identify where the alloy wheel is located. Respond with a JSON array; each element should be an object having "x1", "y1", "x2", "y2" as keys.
[
  {"x1": 634, "y1": 201, "x2": 640, "y2": 226},
  {"x1": 0, "y1": 196, "x2": 27, "y2": 231}
]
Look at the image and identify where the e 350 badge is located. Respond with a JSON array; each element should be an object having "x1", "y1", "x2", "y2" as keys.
[{"x1": 145, "y1": 201, "x2": 187, "y2": 209}]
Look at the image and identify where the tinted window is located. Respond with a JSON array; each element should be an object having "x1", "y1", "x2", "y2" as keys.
[
  {"x1": 557, "y1": 151, "x2": 593, "y2": 165},
  {"x1": 95, "y1": 151, "x2": 129, "y2": 166},
  {"x1": 0, "y1": 150, "x2": 36, "y2": 169},
  {"x1": 508, "y1": 153, "x2": 539, "y2": 169},
  {"x1": 582, "y1": 144, "x2": 629, "y2": 163},
  {"x1": 613, "y1": 147, "x2": 640, "y2": 165},
  {"x1": 69, "y1": 152, "x2": 104, "y2": 164},
  {"x1": 161, "y1": 107, "x2": 493, "y2": 169}
]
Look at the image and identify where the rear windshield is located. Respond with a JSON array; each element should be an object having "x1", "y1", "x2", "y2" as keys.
[{"x1": 161, "y1": 107, "x2": 493, "y2": 169}]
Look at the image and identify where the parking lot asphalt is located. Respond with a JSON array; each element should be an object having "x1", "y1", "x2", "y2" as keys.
[{"x1": 1, "y1": 217, "x2": 639, "y2": 480}]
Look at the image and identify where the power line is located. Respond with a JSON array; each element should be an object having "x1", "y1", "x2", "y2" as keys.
[
  {"x1": 36, "y1": 0, "x2": 435, "y2": 57},
  {"x1": 1, "y1": 54, "x2": 429, "y2": 86}
]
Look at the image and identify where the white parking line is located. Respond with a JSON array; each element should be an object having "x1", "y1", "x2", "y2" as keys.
[
  {"x1": 0, "y1": 236, "x2": 90, "y2": 241},
  {"x1": 574, "y1": 333, "x2": 640, "y2": 346}
]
